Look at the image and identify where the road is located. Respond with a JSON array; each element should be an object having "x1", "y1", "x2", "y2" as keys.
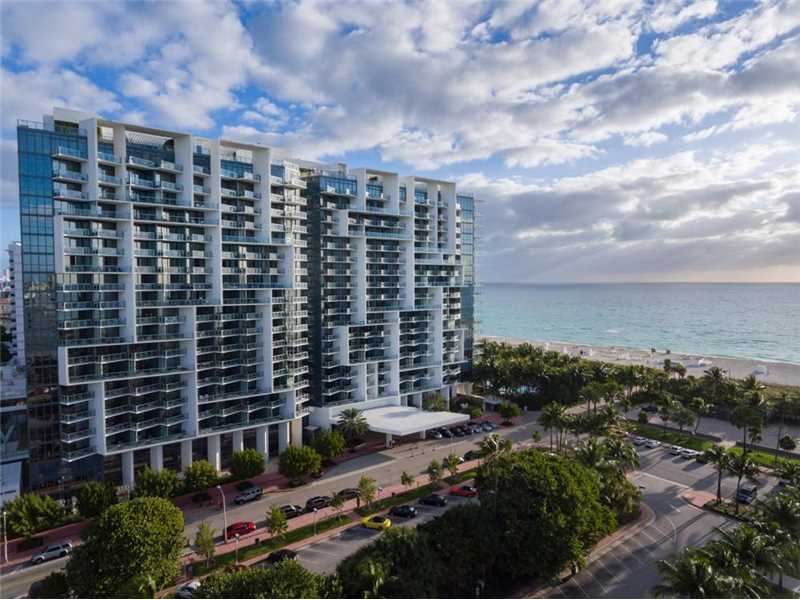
[{"x1": 1, "y1": 414, "x2": 780, "y2": 598}]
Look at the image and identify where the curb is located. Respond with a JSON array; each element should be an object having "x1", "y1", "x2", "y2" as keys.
[{"x1": 522, "y1": 501, "x2": 656, "y2": 599}]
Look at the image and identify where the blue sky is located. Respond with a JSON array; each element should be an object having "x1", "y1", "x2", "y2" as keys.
[{"x1": 1, "y1": 0, "x2": 799, "y2": 282}]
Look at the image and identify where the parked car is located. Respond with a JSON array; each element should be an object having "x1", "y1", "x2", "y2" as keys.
[
  {"x1": 449, "y1": 484, "x2": 478, "y2": 497},
  {"x1": 306, "y1": 496, "x2": 332, "y2": 510},
  {"x1": 280, "y1": 504, "x2": 304, "y2": 519},
  {"x1": 440, "y1": 428, "x2": 453, "y2": 438},
  {"x1": 175, "y1": 580, "x2": 201, "y2": 599},
  {"x1": 669, "y1": 445, "x2": 684, "y2": 455},
  {"x1": 32, "y1": 541, "x2": 72, "y2": 564},
  {"x1": 632, "y1": 436, "x2": 647, "y2": 446},
  {"x1": 736, "y1": 485, "x2": 758, "y2": 505},
  {"x1": 419, "y1": 494, "x2": 448, "y2": 507},
  {"x1": 337, "y1": 488, "x2": 359, "y2": 500},
  {"x1": 430, "y1": 429, "x2": 443, "y2": 439},
  {"x1": 643, "y1": 405, "x2": 659, "y2": 413},
  {"x1": 695, "y1": 451, "x2": 710, "y2": 463},
  {"x1": 226, "y1": 521, "x2": 256, "y2": 537},
  {"x1": 234, "y1": 486, "x2": 263, "y2": 505},
  {"x1": 681, "y1": 449, "x2": 699, "y2": 459},
  {"x1": 451, "y1": 427, "x2": 465, "y2": 437},
  {"x1": 463, "y1": 450, "x2": 481, "y2": 461},
  {"x1": 645, "y1": 439, "x2": 662, "y2": 449},
  {"x1": 389, "y1": 505, "x2": 419, "y2": 519},
  {"x1": 265, "y1": 548, "x2": 297, "y2": 565},
  {"x1": 362, "y1": 515, "x2": 392, "y2": 530},
  {"x1": 483, "y1": 421, "x2": 497, "y2": 431}
]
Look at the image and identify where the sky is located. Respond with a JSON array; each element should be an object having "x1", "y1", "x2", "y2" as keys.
[{"x1": 1, "y1": 0, "x2": 799, "y2": 283}]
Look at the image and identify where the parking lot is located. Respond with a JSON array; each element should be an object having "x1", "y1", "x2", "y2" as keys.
[{"x1": 290, "y1": 495, "x2": 477, "y2": 574}]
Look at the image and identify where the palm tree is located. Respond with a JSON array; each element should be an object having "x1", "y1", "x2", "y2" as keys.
[
  {"x1": 653, "y1": 551, "x2": 733, "y2": 598},
  {"x1": 477, "y1": 433, "x2": 511, "y2": 462},
  {"x1": 726, "y1": 453, "x2": 760, "y2": 513},
  {"x1": 575, "y1": 437, "x2": 606, "y2": 471},
  {"x1": 760, "y1": 494, "x2": 800, "y2": 588},
  {"x1": 689, "y1": 397, "x2": 709, "y2": 435},
  {"x1": 702, "y1": 366, "x2": 727, "y2": 406},
  {"x1": 538, "y1": 403, "x2": 567, "y2": 453},
  {"x1": 337, "y1": 408, "x2": 368, "y2": 449},
  {"x1": 400, "y1": 471, "x2": 415, "y2": 490},
  {"x1": 715, "y1": 526, "x2": 777, "y2": 592},
  {"x1": 772, "y1": 392, "x2": 800, "y2": 462},
  {"x1": 774, "y1": 459, "x2": 800, "y2": 486},
  {"x1": 703, "y1": 445, "x2": 731, "y2": 504},
  {"x1": 603, "y1": 438, "x2": 639, "y2": 472}
]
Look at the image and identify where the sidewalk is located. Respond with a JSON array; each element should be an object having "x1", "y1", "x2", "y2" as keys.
[{"x1": 1, "y1": 437, "x2": 390, "y2": 573}]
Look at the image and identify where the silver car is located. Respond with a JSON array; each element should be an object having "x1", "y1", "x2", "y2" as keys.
[
  {"x1": 32, "y1": 541, "x2": 72, "y2": 564},
  {"x1": 234, "y1": 486, "x2": 263, "y2": 505}
]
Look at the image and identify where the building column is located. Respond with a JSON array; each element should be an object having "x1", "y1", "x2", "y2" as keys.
[
  {"x1": 232, "y1": 430, "x2": 244, "y2": 453},
  {"x1": 385, "y1": 433, "x2": 393, "y2": 448},
  {"x1": 255, "y1": 426, "x2": 269, "y2": 460},
  {"x1": 121, "y1": 451, "x2": 134, "y2": 488},
  {"x1": 277, "y1": 422, "x2": 290, "y2": 453},
  {"x1": 207, "y1": 434, "x2": 221, "y2": 471},
  {"x1": 180, "y1": 440, "x2": 193, "y2": 473},
  {"x1": 290, "y1": 419, "x2": 303, "y2": 448},
  {"x1": 149, "y1": 445, "x2": 163, "y2": 472},
  {"x1": 419, "y1": 430, "x2": 426, "y2": 440}
]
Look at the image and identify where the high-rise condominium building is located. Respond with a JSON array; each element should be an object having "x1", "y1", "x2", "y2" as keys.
[{"x1": 15, "y1": 108, "x2": 475, "y2": 493}]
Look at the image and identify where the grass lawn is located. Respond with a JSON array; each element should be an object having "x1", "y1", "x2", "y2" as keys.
[
  {"x1": 727, "y1": 446, "x2": 800, "y2": 469},
  {"x1": 629, "y1": 423, "x2": 713, "y2": 452},
  {"x1": 192, "y1": 514, "x2": 351, "y2": 576}
]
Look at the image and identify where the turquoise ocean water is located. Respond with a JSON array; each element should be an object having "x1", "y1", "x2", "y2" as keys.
[{"x1": 477, "y1": 283, "x2": 800, "y2": 365}]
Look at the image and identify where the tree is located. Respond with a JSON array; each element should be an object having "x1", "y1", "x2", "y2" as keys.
[
  {"x1": 478, "y1": 433, "x2": 512, "y2": 462},
  {"x1": 423, "y1": 391, "x2": 446, "y2": 411},
  {"x1": 194, "y1": 521, "x2": 216, "y2": 568},
  {"x1": 426, "y1": 459, "x2": 443, "y2": 486},
  {"x1": 197, "y1": 559, "x2": 337, "y2": 599},
  {"x1": 653, "y1": 549, "x2": 734, "y2": 598},
  {"x1": 498, "y1": 400, "x2": 521, "y2": 425},
  {"x1": 132, "y1": 466, "x2": 179, "y2": 499},
  {"x1": 727, "y1": 453, "x2": 760, "y2": 513},
  {"x1": 774, "y1": 459, "x2": 800, "y2": 486},
  {"x1": 715, "y1": 526, "x2": 777, "y2": 592},
  {"x1": 4, "y1": 493, "x2": 64, "y2": 540},
  {"x1": 443, "y1": 453, "x2": 461, "y2": 478},
  {"x1": 772, "y1": 392, "x2": 800, "y2": 460},
  {"x1": 312, "y1": 430, "x2": 346, "y2": 464},
  {"x1": 638, "y1": 409, "x2": 649, "y2": 425},
  {"x1": 475, "y1": 448, "x2": 615, "y2": 580},
  {"x1": 65, "y1": 497, "x2": 184, "y2": 598},
  {"x1": 539, "y1": 403, "x2": 567, "y2": 453},
  {"x1": 28, "y1": 570, "x2": 70, "y2": 599},
  {"x1": 690, "y1": 397, "x2": 710, "y2": 435},
  {"x1": 603, "y1": 438, "x2": 639, "y2": 472},
  {"x1": 75, "y1": 481, "x2": 118, "y2": 519},
  {"x1": 778, "y1": 435, "x2": 797, "y2": 453},
  {"x1": 672, "y1": 406, "x2": 696, "y2": 434},
  {"x1": 182, "y1": 460, "x2": 218, "y2": 493},
  {"x1": 229, "y1": 449, "x2": 265, "y2": 481},
  {"x1": 278, "y1": 446, "x2": 322, "y2": 484},
  {"x1": 330, "y1": 493, "x2": 345, "y2": 518},
  {"x1": 400, "y1": 471, "x2": 415, "y2": 490},
  {"x1": 704, "y1": 445, "x2": 731, "y2": 503},
  {"x1": 358, "y1": 475, "x2": 378, "y2": 509},
  {"x1": 337, "y1": 408, "x2": 369, "y2": 448},
  {"x1": 266, "y1": 504, "x2": 289, "y2": 541}
]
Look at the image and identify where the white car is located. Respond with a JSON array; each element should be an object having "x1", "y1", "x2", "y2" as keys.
[
  {"x1": 176, "y1": 580, "x2": 201, "y2": 599},
  {"x1": 645, "y1": 439, "x2": 661, "y2": 449},
  {"x1": 429, "y1": 430, "x2": 443, "y2": 439},
  {"x1": 669, "y1": 445, "x2": 684, "y2": 455},
  {"x1": 681, "y1": 448, "x2": 699, "y2": 459},
  {"x1": 234, "y1": 486, "x2": 263, "y2": 505},
  {"x1": 32, "y1": 541, "x2": 72, "y2": 564},
  {"x1": 632, "y1": 436, "x2": 647, "y2": 446}
]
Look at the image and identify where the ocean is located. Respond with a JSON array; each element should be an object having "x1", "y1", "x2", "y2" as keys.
[{"x1": 477, "y1": 283, "x2": 800, "y2": 365}]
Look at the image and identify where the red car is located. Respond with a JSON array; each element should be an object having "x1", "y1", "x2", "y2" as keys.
[
  {"x1": 449, "y1": 484, "x2": 478, "y2": 497},
  {"x1": 226, "y1": 521, "x2": 256, "y2": 537}
]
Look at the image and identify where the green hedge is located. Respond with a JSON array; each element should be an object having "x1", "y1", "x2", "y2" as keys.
[{"x1": 728, "y1": 447, "x2": 800, "y2": 469}]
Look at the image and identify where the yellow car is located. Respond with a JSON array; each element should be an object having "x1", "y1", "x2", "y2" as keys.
[{"x1": 361, "y1": 515, "x2": 392, "y2": 530}]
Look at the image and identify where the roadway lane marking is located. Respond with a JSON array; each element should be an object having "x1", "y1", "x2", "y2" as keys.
[{"x1": 634, "y1": 471, "x2": 691, "y2": 489}]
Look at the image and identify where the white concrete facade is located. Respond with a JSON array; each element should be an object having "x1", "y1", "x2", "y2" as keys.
[
  {"x1": 41, "y1": 108, "x2": 310, "y2": 482},
  {"x1": 305, "y1": 167, "x2": 473, "y2": 432}
]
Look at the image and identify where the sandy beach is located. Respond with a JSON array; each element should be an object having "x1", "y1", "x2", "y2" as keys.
[{"x1": 478, "y1": 336, "x2": 800, "y2": 388}]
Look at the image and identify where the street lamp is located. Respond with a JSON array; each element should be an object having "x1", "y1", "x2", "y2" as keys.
[
  {"x1": 312, "y1": 507, "x2": 319, "y2": 536},
  {"x1": 2, "y1": 510, "x2": 7, "y2": 564},
  {"x1": 216, "y1": 485, "x2": 228, "y2": 543},
  {"x1": 234, "y1": 533, "x2": 240, "y2": 565}
]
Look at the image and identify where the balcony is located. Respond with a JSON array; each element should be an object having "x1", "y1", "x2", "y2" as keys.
[{"x1": 52, "y1": 146, "x2": 87, "y2": 161}]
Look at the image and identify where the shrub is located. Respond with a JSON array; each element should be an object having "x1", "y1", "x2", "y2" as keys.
[
  {"x1": 75, "y1": 481, "x2": 118, "y2": 519},
  {"x1": 311, "y1": 430, "x2": 346, "y2": 463},
  {"x1": 278, "y1": 446, "x2": 321, "y2": 484},
  {"x1": 182, "y1": 460, "x2": 219, "y2": 493},
  {"x1": 132, "y1": 467, "x2": 179, "y2": 499},
  {"x1": 4, "y1": 493, "x2": 65, "y2": 540},
  {"x1": 230, "y1": 449, "x2": 265, "y2": 481}
]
